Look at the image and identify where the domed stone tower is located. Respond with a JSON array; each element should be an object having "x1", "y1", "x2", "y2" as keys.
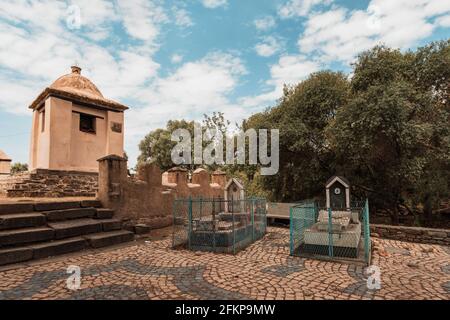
[{"x1": 29, "y1": 66, "x2": 128, "y2": 173}]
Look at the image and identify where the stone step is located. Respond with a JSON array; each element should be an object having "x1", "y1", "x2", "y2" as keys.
[
  {"x1": 134, "y1": 224, "x2": 151, "y2": 235},
  {"x1": 0, "y1": 227, "x2": 54, "y2": 247},
  {"x1": 34, "y1": 201, "x2": 81, "y2": 212},
  {"x1": 30, "y1": 237, "x2": 88, "y2": 260},
  {"x1": 0, "y1": 246, "x2": 33, "y2": 266},
  {"x1": 0, "y1": 213, "x2": 46, "y2": 230},
  {"x1": 81, "y1": 200, "x2": 102, "y2": 208},
  {"x1": 84, "y1": 230, "x2": 134, "y2": 249},
  {"x1": 43, "y1": 208, "x2": 96, "y2": 222},
  {"x1": 48, "y1": 219, "x2": 103, "y2": 240},
  {"x1": 94, "y1": 209, "x2": 114, "y2": 219},
  {"x1": 0, "y1": 203, "x2": 35, "y2": 215},
  {"x1": 97, "y1": 219, "x2": 122, "y2": 232}
]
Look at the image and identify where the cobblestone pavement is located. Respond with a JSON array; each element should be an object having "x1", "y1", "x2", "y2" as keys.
[{"x1": 0, "y1": 227, "x2": 448, "y2": 300}]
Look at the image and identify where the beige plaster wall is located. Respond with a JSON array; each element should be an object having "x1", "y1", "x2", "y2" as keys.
[
  {"x1": 48, "y1": 98, "x2": 72, "y2": 170},
  {"x1": 106, "y1": 110, "x2": 124, "y2": 156},
  {"x1": 0, "y1": 160, "x2": 11, "y2": 175},
  {"x1": 29, "y1": 109, "x2": 39, "y2": 169},
  {"x1": 30, "y1": 99, "x2": 52, "y2": 170},
  {"x1": 70, "y1": 104, "x2": 107, "y2": 172}
]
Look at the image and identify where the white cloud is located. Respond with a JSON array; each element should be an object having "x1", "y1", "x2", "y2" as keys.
[
  {"x1": 173, "y1": 7, "x2": 194, "y2": 27},
  {"x1": 201, "y1": 0, "x2": 228, "y2": 9},
  {"x1": 241, "y1": 55, "x2": 320, "y2": 108},
  {"x1": 255, "y1": 36, "x2": 284, "y2": 57},
  {"x1": 0, "y1": 0, "x2": 164, "y2": 114},
  {"x1": 278, "y1": 0, "x2": 333, "y2": 19},
  {"x1": 171, "y1": 54, "x2": 184, "y2": 64},
  {"x1": 125, "y1": 52, "x2": 248, "y2": 158},
  {"x1": 254, "y1": 16, "x2": 276, "y2": 31},
  {"x1": 437, "y1": 14, "x2": 450, "y2": 27},
  {"x1": 72, "y1": 0, "x2": 117, "y2": 27},
  {"x1": 0, "y1": 0, "x2": 65, "y2": 33},
  {"x1": 128, "y1": 52, "x2": 246, "y2": 128},
  {"x1": 298, "y1": 0, "x2": 450, "y2": 63},
  {"x1": 117, "y1": 0, "x2": 168, "y2": 43}
]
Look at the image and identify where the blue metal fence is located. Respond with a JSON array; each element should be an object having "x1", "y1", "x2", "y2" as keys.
[
  {"x1": 290, "y1": 199, "x2": 371, "y2": 265},
  {"x1": 172, "y1": 197, "x2": 267, "y2": 254}
]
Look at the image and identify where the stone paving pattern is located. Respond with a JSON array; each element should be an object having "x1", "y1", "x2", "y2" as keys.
[{"x1": 0, "y1": 227, "x2": 448, "y2": 300}]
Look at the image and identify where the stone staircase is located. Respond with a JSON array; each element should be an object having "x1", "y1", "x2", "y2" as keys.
[{"x1": 0, "y1": 200, "x2": 134, "y2": 266}]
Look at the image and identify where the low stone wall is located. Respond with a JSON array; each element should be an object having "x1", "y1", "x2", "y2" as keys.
[
  {"x1": 97, "y1": 156, "x2": 227, "y2": 229},
  {"x1": 370, "y1": 224, "x2": 450, "y2": 246},
  {"x1": 0, "y1": 169, "x2": 98, "y2": 198}
]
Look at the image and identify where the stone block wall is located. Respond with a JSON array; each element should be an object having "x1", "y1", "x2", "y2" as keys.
[
  {"x1": 0, "y1": 169, "x2": 98, "y2": 198},
  {"x1": 370, "y1": 224, "x2": 450, "y2": 246}
]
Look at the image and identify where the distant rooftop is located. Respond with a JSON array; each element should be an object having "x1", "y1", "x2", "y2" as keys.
[{"x1": 0, "y1": 149, "x2": 11, "y2": 161}]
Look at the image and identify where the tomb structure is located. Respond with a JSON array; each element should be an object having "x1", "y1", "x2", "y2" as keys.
[
  {"x1": 173, "y1": 178, "x2": 266, "y2": 254},
  {"x1": 291, "y1": 176, "x2": 371, "y2": 264}
]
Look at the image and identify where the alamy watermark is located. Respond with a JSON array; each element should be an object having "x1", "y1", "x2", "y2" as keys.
[
  {"x1": 66, "y1": 265, "x2": 81, "y2": 291},
  {"x1": 171, "y1": 123, "x2": 279, "y2": 175},
  {"x1": 366, "y1": 265, "x2": 381, "y2": 290},
  {"x1": 66, "y1": 4, "x2": 82, "y2": 30}
]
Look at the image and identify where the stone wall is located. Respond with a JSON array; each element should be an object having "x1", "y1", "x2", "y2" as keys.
[
  {"x1": 97, "y1": 156, "x2": 227, "y2": 229},
  {"x1": 0, "y1": 169, "x2": 98, "y2": 198},
  {"x1": 370, "y1": 224, "x2": 450, "y2": 246}
]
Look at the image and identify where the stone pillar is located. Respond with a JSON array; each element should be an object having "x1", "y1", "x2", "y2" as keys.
[
  {"x1": 192, "y1": 168, "x2": 208, "y2": 186},
  {"x1": 97, "y1": 155, "x2": 127, "y2": 211},
  {"x1": 211, "y1": 170, "x2": 227, "y2": 188},
  {"x1": 137, "y1": 163, "x2": 162, "y2": 187},
  {"x1": 167, "y1": 167, "x2": 188, "y2": 184}
]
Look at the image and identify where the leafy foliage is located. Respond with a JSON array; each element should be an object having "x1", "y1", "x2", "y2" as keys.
[
  {"x1": 10, "y1": 162, "x2": 28, "y2": 174},
  {"x1": 136, "y1": 40, "x2": 450, "y2": 224}
]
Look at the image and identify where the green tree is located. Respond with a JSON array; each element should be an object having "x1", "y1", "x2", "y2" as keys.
[
  {"x1": 10, "y1": 163, "x2": 28, "y2": 174},
  {"x1": 137, "y1": 113, "x2": 233, "y2": 172},
  {"x1": 137, "y1": 120, "x2": 194, "y2": 171},
  {"x1": 248, "y1": 71, "x2": 350, "y2": 201},
  {"x1": 329, "y1": 44, "x2": 450, "y2": 224}
]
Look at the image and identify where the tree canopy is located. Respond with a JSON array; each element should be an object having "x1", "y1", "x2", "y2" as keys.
[{"x1": 137, "y1": 40, "x2": 450, "y2": 224}]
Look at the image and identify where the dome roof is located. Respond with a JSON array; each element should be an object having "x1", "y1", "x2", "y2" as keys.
[
  {"x1": 0, "y1": 150, "x2": 11, "y2": 161},
  {"x1": 49, "y1": 66, "x2": 104, "y2": 99},
  {"x1": 29, "y1": 66, "x2": 128, "y2": 112}
]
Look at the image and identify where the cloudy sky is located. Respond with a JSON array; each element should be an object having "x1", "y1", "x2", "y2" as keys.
[{"x1": 0, "y1": 0, "x2": 449, "y2": 167}]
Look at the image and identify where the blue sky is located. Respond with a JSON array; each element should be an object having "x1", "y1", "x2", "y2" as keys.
[{"x1": 0, "y1": 0, "x2": 449, "y2": 167}]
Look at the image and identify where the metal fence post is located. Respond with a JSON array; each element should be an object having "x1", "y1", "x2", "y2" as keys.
[
  {"x1": 212, "y1": 198, "x2": 216, "y2": 252},
  {"x1": 364, "y1": 198, "x2": 371, "y2": 264},
  {"x1": 188, "y1": 197, "x2": 192, "y2": 250},
  {"x1": 172, "y1": 200, "x2": 176, "y2": 248},
  {"x1": 289, "y1": 206, "x2": 293, "y2": 255},
  {"x1": 232, "y1": 211, "x2": 236, "y2": 255},
  {"x1": 199, "y1": 196, "x2": 203, "y2": 221},
  {"x1": 328, "y1": 207, "x2": 334, "y2": 257},
  {"x1": 314, "y1": 201, "x2": 319, "y2": 221},
  {"x1": 251, "y1": 198, "x2": 255, "y2": 242}
]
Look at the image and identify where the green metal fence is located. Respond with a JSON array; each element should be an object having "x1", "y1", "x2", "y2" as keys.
[
  {"x1": 172, "y1": 197, "x2": 267, "y2": 254},
  {"x1": 290, "y1": 199, "x2": 371, "y2": 265}
]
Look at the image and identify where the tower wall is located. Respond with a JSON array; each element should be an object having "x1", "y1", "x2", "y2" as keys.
[{"x1": 29, "y1": 97, "x2": 125, "y2": 173}]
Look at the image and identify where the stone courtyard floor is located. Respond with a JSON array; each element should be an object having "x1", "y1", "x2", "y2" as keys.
[{"x1": 0, "y1": 227, "x2": 448, "y2": 300}]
